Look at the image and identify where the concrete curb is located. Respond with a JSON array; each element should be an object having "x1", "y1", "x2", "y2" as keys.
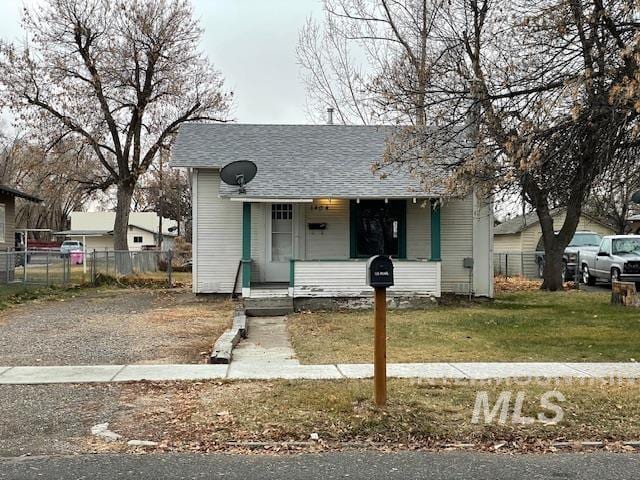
[{"x1": 210, "y1": 309, "x2": 248, "y2": 364}]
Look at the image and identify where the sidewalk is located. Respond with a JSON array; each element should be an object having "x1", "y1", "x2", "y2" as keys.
[{"x1": 1, "y1": 362, "x2": 640, "y2": 384}]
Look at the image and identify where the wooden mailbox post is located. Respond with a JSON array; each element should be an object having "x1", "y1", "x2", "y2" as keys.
[{"x1": 366, "y1": 255, "x2": 394, "y2": 407}]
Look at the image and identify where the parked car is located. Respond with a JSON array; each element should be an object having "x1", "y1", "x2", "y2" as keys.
[
  {"x1": 60, "y1": 240, "x2": 84, "y2": 258},
  {"x1": 581, "y1": 235, "x2": 640, "y2": 285},
  {"x1": 535, "y1": 231, "x2": 603, "y2": 280}
]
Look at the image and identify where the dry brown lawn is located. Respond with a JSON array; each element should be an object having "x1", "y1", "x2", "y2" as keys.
[
  {"x1": 85, "y1": 379, "x2": 640, "y2": 453},
  {"x1": 288, "y1": 290, "x2": 640, "y2": 364}
]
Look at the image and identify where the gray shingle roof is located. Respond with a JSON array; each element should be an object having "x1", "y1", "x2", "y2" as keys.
[
  {"x1": 494, "y1": 208, "x2": 614, "y2": 235},
  {"x1": 493, "y1": 210, "x2": 543, "y2": 235},
  {"x1": 170, "y1": 123, "x2": 446, "y2": 198}
]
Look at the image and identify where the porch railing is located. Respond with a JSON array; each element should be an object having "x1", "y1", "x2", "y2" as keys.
[{"x1": 288, "y1": 259, "x2": 441, "y2": 298}]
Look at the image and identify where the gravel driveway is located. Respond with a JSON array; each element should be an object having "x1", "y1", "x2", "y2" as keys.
[{"x1": 0, "y1": 288, "x2": 233, "y2": 366}]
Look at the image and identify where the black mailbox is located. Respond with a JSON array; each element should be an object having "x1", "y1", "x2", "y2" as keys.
[{"x1": 366, "y1": 255, "x2": 394, "y2": 288}]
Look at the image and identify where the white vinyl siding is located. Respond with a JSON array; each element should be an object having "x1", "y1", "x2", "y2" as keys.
[
  {"x1": 440, "y1": 196, "x2": 474, "y2": 294},
  {"x1": 126, "y1": 227, "x2": 158, "y2": 251},
  {"x1": 194, "y1": 169, "x2": 242, "y2": 293},
  {"x1": 519, "y1": 211, "x2": 615, "y2": 253},
  {"x1": 493, "y1": 233, "x2": 522, "y2": 253},
  {"x1": 294, "y1": 260, "x2": 440, "y2": 297},
  {"x1": 190, "y1": 170, "x2": 490, "y2": 297},
  {"x1": 406, "y1": 200, "x2": 431, "y2": 260},
  {"x1": 472, "y1": 193, "x2": 494, "y2": 298},
  {"x1": 84, "y1": 235, "x2": 115, "y2": 252},
  {"x1": 303, "y1": 199, "x2": 349, "y2": 259},
  {"x1": 250, "y1": 202, "x2": 267, "y2": 283}
]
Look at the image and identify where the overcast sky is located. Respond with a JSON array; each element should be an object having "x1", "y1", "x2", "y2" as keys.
[{"x1": 0, "y1": 0, "x2": 324, "y2": 124}]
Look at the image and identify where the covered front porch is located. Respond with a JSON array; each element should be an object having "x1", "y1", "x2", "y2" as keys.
[{"x1": 237, "y1": 197, "x2": 442, "y2": 299}]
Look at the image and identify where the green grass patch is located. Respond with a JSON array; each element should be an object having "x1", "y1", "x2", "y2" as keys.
[
  {"x1": 289, "y1": 290, "x2": 640, "y2": 363},
  {"x1": 0, "y1": 283, "x2": 88, "y2": 311}
]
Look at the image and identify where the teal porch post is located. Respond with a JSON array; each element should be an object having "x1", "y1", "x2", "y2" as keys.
[
  {"x1": 242, "y1": 202, "x2": 252, "y2": 289},
  {"x1": 289, "y1": 259, "x2": 295, "y2": 288},
  {"x1": 430, "y1": 199, "x2": 441, "y2": 261}
]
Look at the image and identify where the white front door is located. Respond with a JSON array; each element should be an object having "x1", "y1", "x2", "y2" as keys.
[{"x1": 265, "y1": 203, "x2": 293, "y2": 282}]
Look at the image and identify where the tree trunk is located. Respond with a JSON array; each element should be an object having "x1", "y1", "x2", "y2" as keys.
[
  {"x1": 533, "y1": 196, "x2": 580, "y2": 291},
  {"x1": 113, "y1": 183, "x2": 134, "y2": 251},
  {"x1": 541, "y1": 247, "x2": 564, "y2": 291}
]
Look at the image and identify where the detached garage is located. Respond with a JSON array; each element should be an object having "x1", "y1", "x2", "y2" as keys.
[{"x1": 494, "y1": 208, "x2": 616, "y2": 277}]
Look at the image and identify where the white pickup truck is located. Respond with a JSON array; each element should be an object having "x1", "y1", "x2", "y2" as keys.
[{"x1": 580, "y1": 235, "x2": 640, "y2": 285}]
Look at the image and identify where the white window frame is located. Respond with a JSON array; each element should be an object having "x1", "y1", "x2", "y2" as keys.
[
  {"x1": 133, "y1": 235, "x2": 143, "y2": 244},
  {"x1": 268, "y1": 203, "x2": 293, "y2": 263}
]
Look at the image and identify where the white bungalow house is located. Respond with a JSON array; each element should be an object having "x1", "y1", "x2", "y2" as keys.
[
  {"x1": 56, "y1": 212, "x2": 177, "y2": 251},
  {"x1": 171, "y1": 123, "x2": 493, "y2": 302}
]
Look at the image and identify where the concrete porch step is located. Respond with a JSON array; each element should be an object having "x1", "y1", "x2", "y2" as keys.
[{"x1": 244, "y1": 297, "x2": 294, "y2": 316}]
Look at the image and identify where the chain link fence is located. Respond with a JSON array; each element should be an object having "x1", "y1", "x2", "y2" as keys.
[
  {"x1": 494, "y1": 251, "x2": 583, "y2": 288},
  {"x1": 494, "y1": 252, "x2": 542, "y2": 279},
  {"x1": 0, "y1": 249, "x2": 191, "y2": 288}
]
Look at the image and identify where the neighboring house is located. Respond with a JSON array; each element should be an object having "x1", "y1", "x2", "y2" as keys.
[
  {"x1": 494, "y1": 208, "x2": 616, "y2": 277},
  {"x1": 628, "y1": 214, "x2": 640, "y2": 234},
  {"x1": 55, "y1": 212, "x2": 177, "y2": 251},
  {"x1": 171, "y1": 123, "x2": 494, "y2": 303},
  {"x1": 0, "y1": 185, "x2": 43, "y2": 281}
]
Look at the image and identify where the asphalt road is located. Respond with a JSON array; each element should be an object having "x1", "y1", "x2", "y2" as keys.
[{"x1": 1, "y1": 452, "x2": 639, "y2": 480}]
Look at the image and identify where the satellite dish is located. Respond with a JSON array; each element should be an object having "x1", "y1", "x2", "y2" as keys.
[
  {"x1": 220, "y1": 160, "x2": 257, "y2": 194},
  {"x1": 632, "y1": 190, "x2": 640, "y2": 205}
]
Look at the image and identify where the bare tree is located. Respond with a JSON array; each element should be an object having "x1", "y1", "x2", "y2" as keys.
[
  {"x1": 0, "y1": 132, "x2": 99, "y2": 234},
  {"x1": 298, "y1": 0, "x2": 443, "y2": 125},
  {"x1": 586, "y1": 149, "x2": 640, "y2": 234},
  {"x1": 133, "y1": 165, "x2": 191, "y2": 238},
  {"x1": 300, "y1": 0, "x2": 640, "y2": 290},
  {"x1": 0, "y1": 0, "x2": 231, "y2": 249}
]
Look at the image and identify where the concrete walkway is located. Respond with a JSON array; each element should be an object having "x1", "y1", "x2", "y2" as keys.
[
  {"x1": 228, "y1": 316, "x2": 300, "y2": 379},
  {"x1": 1, "y1": 362, "x2": 640, "y2": 384}
]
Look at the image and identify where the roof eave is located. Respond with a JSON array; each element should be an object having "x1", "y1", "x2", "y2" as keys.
[
  {"x1": 0, "y1": 186, "x2": 43, "y2": 203},
  {"x1": 222, "y1": 194, "x2": 442, "y2": 201}
]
